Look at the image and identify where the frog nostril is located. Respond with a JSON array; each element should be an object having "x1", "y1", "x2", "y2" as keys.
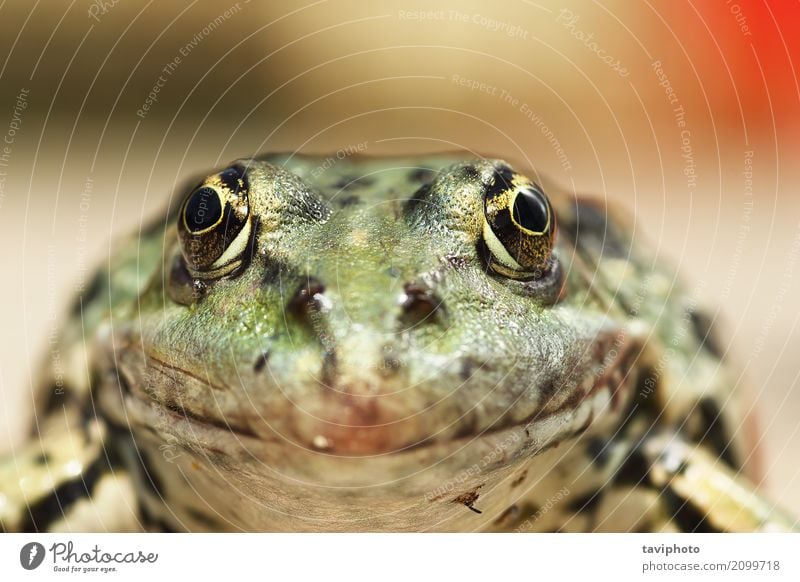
[
  {"x1": 399, "y1": 282, "x2": 445, "y2": 328},
  {"x1": 288, "y1": 277, "x2": 328, "y2": 317}
]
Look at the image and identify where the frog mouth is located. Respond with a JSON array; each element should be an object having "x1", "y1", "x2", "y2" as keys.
[{"x1": 130, "y1": 330, "x2": 640, "y2": 460}]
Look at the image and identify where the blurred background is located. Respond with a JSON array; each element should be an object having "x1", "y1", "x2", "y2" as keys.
[{"x1": 0, "y1": 0, "x2": 799, "y2": 513}]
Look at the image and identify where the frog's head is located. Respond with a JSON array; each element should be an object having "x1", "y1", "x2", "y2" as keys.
[{"x1": 110, "y1": 154, "x2": 642, "y2": 487}]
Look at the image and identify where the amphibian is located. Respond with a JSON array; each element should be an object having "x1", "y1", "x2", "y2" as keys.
[{"x1": 1, "y1": 153, "x2": 794, "y2": 532}]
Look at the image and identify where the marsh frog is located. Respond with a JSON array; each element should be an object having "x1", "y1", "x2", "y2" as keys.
[{"x1": 1, "y1": 153, "x2": 795, "y2": 532}]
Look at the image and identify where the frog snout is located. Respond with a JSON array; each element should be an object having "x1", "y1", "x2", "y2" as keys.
[{"x1": 267, "y1": 279, "x2": 453, "y2": 455}]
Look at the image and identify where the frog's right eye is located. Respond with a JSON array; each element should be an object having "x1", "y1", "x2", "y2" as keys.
[
  {"x1": 177, "y1": 166, "x2": 252, "y2": 277},
  {"x1": 481, "y1": 168, "x2": 557, "y2": 280}
]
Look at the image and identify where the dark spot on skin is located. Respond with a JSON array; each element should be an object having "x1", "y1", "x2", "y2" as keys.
[
  {"x1": 452, "y1": 486, "x2": 483, "y2": 514},
  {"x1": 460, "y1": 164, "x2": 481, "y2": 182},
  {"x1": 510, "y1": 469, "x2": 528, "y2": 488},
  {"x1": 43, "y1": 385, "x2": 69, "y2": 416},
  {"x1": 614, "y1": 439, "x2": 652, "y2": 487},
  {"x1": 403, "y1": 182, "x2": 432, "y2": 215},
  {"x1": 446, "y1": 254, "x2": 468, "y2": 269},
  {"x1": 566, "y1": 491, "x2": 603, "y2": 514},
  {"x1": 253, "y1": 350, "x2": 270, "y2": 373},
  {"x1": 333, "y1": 175, "x2": 374, "y2": 190},
  {"x1": 321, "y1": 349, "x2": 338, "y2": 389},
  {"x1": 71, "y1": 270, "x2": 104, "y2": 316},
  {"x1": 493, "y1": 504, "x2": 520, "y2": 527},
  {"x1": 661, "y1": 487, "x2": 719, "y2": 533},
  {"x1": 186, "y1": 507, "x2": 223, "y2": 530},
  {"x1": 459, "y1": 358, "x2": 482, "y2": 381},
  {"x1": 260, "y1": 257, "x2": 290, "y2": 288},
  {"x1": 116, "y1": 368, "x2": 133, "y2": 397},
  {"x1": 139, "y1": 505, "x2": 176, "y2": 532},
  {"x1": 522, "y1": 502, "x2": 542, "y2": 516},
  {"x1": 689, "y1": 309, "x2": 725, "y2": 360},
  {"x1": 19, "y1": 457, "x2": 104, "y2": 532},
  {"x1": 451, "y1": 411, "x2": 479, "y2": 439},
  {"x1": 399, "y1": 281, "x2": 444, "y2": 327},
  {"x1": 695, "y1": 398, "x2": 739, "y2": 469},
  {"x1": 137, "y1": 447, "x2": 166, "y2": 498},
  {"x1": 587, "y1": 437, "x2": 612, "y2": 469},
  {"x1": 563, "y1": 199, "x2": 630, "y2": 259},
  {"x1": 106, "y1": 427, "x2": 175, "y2": 528},
  {"x1": 336, "y1": 194, "x2": 361, "y2": 207},
  {"x1": 409, "y1": 167, "x2": 436, "y2": 183},
  {"x1": 34, "y1": 452, "x2": 50, "y2": 465},
  {"x1": 625, "y1": 368, "x2": 662, "y2": 423},
  {"x1": 537, "y1": 379, "x2": 560, "y2": 408}
]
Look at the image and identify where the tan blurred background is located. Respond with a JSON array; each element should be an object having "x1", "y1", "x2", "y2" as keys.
[{"x1": 1, "y1": 0, "x2": 799, "y2": 513}]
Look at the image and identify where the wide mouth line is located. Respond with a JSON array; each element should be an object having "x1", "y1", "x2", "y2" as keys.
[
  {"x1": 140, "y1": 370, "x2": 632, "y2": 462},
  {"x1": 160, "y1": 398, "x2": 259, "y2": 439},
  {"x1": 136, "y1": 333, "x2": 636, "y2": 457}
]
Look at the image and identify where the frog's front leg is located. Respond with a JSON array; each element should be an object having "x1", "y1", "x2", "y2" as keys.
[
  {"x1": 639, "y1": 432, "x2": 797, "y2": 532},
  {"x1": 0, "y1": 416, "x2": 141, "y2": 532}
]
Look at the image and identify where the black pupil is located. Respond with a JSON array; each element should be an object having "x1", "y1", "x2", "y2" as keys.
[
  {"x1": 185, "y1": 187, "x2": 222, "y2": 233},
  {"x1": 512, "y1": 187, "x2": 549, "y2": 232}
]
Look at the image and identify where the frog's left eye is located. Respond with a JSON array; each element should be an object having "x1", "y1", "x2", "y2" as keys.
[
  {"x1": 177, "y1": 166, "x2": 252, "y2": 277},
  {"x1": 482, "y1": 169, "x2": 557, "y2": 279}
]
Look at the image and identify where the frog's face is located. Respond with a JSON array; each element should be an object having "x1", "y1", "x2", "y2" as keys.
[{"x1": 110, "y1": 155, "x2": 638, "y2": 475}]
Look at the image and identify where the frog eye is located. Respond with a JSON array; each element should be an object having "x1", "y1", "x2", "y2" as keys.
[
  {"x1": 482, "y1": 169, "x2": 557, "y2": 279},
  {"x1": 177, "y1": 166, "x2": 252, "y2": 277}
]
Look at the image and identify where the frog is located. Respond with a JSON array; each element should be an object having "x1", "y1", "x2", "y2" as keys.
[{"x1": 1, "y1": 153, "x2": 796, "y2": 532}]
